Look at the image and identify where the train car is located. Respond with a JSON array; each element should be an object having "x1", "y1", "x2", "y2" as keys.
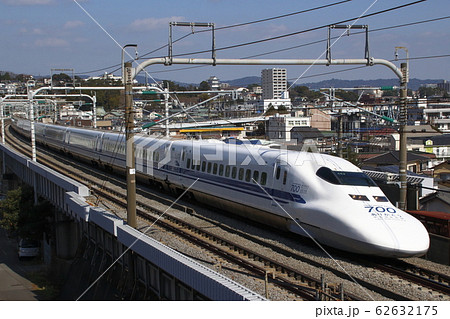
[{"x1": 12, "y1": 119, "x2": 430, "y2": 257}]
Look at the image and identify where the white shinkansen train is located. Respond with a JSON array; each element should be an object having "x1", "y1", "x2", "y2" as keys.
[{"x1": 13, "y1": 119, "x2": 429, "y2": 257}]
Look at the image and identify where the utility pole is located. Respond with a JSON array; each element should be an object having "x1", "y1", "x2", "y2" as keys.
[
  {"x1": 27, "y1": 81, "x2": 36, "y2": 162},
  {"x1": 398, "y1": 62, "x2": 408, "y2": 210},
  {"x1": 124, "y1": 61, "x2": 137, "y2": 228},
  {"x1": 164, "y1": 86, "x2": 169, "y2": 137},
  {"x1": 337, "y1": 108, "x2": 343, "y2": 158},
  {"x1": 93, "y1": 95, "x2": 97, "y2": 129}
]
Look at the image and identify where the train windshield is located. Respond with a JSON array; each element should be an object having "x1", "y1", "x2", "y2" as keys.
[{"x1": 316, "y1": 167, "x2": 377, "y2": 187}]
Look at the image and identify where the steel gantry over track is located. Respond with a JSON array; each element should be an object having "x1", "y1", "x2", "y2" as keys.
[{"x1": 122, "y1": 23, "x2": 409, "y2": 228}]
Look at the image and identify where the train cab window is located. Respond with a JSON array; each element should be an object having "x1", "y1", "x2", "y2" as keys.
[
  {"x1": 245, "y1": 169, "x2": 251, "y2": 182},
  {"x1": 231, "y1": 167, "x2": 237, "y2": 179},
  {"x1": 316, "y1": 167, "x2": 341, "y2": 184},
  {"x1": 186, "y1": 158, "x2": 191, "y2": 169},
  {"x1": 225, "y1": 165, "x2": 231, "y2": 177},
  {"x1": 276, "y1": 166, "x2": 281, "y2": 180},
  {"x1": 282, "y1": 171, "x2": 287, "y2": 185},
  {"x1": 316, "y1": 167, "x2": 377, "y2": 186},
  {"x1": 207, "y1": 162, "x2": 212, "y2": 173},
  {"x1": 335, "y1": 171, "x2": 377, "y2": 186},
  {"x1": 201, "y1": 161, "x2": 206, "y2": 172},
  {"x1": 238, "y1": 168, "x2": 244, "y2": 180},
  {"x1": 260, "y1": 172, "x2": 267, "y2": 186},
  {"x1": 219, "y1": 164, "x2": 224, "y2": 176},
  {"x1": 252, "y1": 171, "x2": 259, "y2": 184},
  {"x1": 182, "y1": 152, "x2": 185, "y2": 161},
  {"x1": 213, "y1": 163, "x2": 218, "y2": 175}
]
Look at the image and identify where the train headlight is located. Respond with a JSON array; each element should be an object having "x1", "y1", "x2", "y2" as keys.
[{"x1": 349, "y1": 194, "x2": 369, "y2": 201}]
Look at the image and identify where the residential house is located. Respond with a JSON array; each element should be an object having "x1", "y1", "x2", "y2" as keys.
[
  {"x1": 266, "y1": 114, "x2": 310, "y2": 141},
  {"x1": 290, "y1": 127, "x2": 325, "y2": 151},
  {"x1": 431, "y1": 160, "x2": 450, "y2": 183},
  {"x1": 420, "y1": 188, "x2": 450, "y2": 213},
  {"x1": 361, "y1": 150, "x2": 434, "y2": 174}
]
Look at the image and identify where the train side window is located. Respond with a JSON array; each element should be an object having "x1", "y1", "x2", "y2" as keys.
[
  {"x1": 219, "y1": 164, "x2": 224, "y2": 176},
  {"x1": 276, "y1": 166, "x2": 281, "y2": 180},
  {"x1": 238, "y1": 168, "x2": 244, "y2": 180},
  {"x1": 186, "y1": 158, "x2": 191, "y2": 169},
  {"x1": 182, "y1": 151, "x2": 185, "y2": 161},
  {"x1": 225, "y1": 165, "x2": 231, "y2": 177},
  {"x1": 196, "y1": 161, "x2": 200, "y2": 171},
  {"x1": 201, "y1": 161, "x2": 206, "y2": 172},
  {"x1": 252, "y1": 171, "x2": 259, "y2": 184},
  {"x1": 207, "y1": 162, "x2": 212, "y2": 173},
  {"x1": 282, "y1": 171, "x2": 287, "y2": 185},
  {"x1": 213, "y1": 163, "x2": 218, "y2": 175},
  {"x1": 261, "y1": 172, "x2": 267, "y2": 186},
  {"x1": 231, "y1": 167, "x2": 237, "y2": 179},
  {"x1": 245, "y1": 169, "x2": 251, "y2": 182}
]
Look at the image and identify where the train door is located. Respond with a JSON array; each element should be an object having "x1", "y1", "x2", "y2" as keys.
[
  {"x1": 272, "y1": 159, "x2": 290, "y2": 207},
  {"x1": 63, "y1": 130, "x2": 70, "y2": 152},
  {"x1": 95, "y1": 133, "x2": 103, "y2": 153},
  {"x1": 273, "y1": 161, "x2": 289, "y2": 190}
]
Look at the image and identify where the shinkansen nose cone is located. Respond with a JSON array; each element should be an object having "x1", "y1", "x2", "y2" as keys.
[{"x1": 364, "y1": 212, "x2": 430, "y2": 258}]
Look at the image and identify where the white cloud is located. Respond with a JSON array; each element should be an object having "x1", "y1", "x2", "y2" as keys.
[
  {"x1": 130, "y1": 16, "x2": 185, "y2": 31},
  {"x1": 34, "y1": 37, "x2": 69, "y2": 48},
  {"x1": 1, "y1": 0, "x2": 53, "y2": 5},
  {"x1": 64, "y1": 20, "x2": 84, "y2": 29},
  {"x1": 19, "y1": 27, "x2": 44, "y2": 35}
]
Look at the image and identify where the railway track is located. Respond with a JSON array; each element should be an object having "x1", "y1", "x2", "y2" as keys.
[
  {"x1": 4, "y1": 125, "x2": 450, "y2": 301},
  {"x1": 378, "y1": 261, "x2": 450, "y2": 297}
]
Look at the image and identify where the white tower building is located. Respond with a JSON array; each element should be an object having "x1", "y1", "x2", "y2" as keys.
[{"x1": 260, "y1": 68, "x2": 291, "y2": 111}]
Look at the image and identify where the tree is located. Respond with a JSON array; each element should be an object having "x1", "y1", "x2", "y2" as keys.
[
  {"x1": 0, "y1": 187, "x2": 22, "y2": 234},
  {"x1": 335, "y1": 90, "x2": 358, "y2": 102},
  {"x1": 198, "y1": 93, "x2": 210, "y2": 102},
  {"x1": 290, "y1": 85, "x2": 322, "y2": 102},
  {"x1": 198, "y1": 81, "x2": 211, "y2": 91},
  {"x1": 0, "y1": 186, "x2": 53, "y2": 240},
  {"x1": 0, "y1": 72, "x2": 12, "y2": 81},
  {"x1": 52, "y1": 73, "x2": 72, "y2": 84},
  {"x1": 162, "y1": 80, "x2": 185, "y2": 91},
  {"x1": 418, "y1": 86, "x2": 445, "y2": 98}
]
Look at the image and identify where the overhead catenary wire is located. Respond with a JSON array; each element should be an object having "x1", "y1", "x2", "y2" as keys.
[
  {"x1": 126, "y1": 4, "x2": 446, "y2": 79},
  {"x1": 77, "y1": 0, "x2": 426, "y2": 76},
  {"x1": 76, "y1": 1, "x2": 351, "y2": 75},
  {"x1": 161, "y1": 0, "x2": 426, "y2": 59}
]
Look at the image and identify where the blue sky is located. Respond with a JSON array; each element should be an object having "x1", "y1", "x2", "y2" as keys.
[{"x1": 1, "y1": 0, "x2": 449, "y2": 84}]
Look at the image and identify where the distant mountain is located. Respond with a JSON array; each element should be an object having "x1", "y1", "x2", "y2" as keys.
[
  {"x1": 220, "y1": 77, "x2": 445, "y2": 91},
  {"x1": 223, "y1": 76, "x2": 261, "y2": 87},
  {"x1": 3, "y1": 70, "x2": 445, "y2": 91},
  {"x1": 297, "y1": 78, "x2": 445, "y2": 91}
]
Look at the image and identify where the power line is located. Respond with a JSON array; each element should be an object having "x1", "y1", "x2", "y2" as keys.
[
  {"x1": 204, "y1": 0, "x2": 351, "y2": 31},
  {"x1": 135, "y1": 1, "x2": 352, "y2": 61},
  {"x1": 77, "y1": 0, "x2": 430, "y2": 77},
  {"x1": 76, "y1": 2, "x2": 349, "y2": 75},
  {"x1": 167, "y1": 0, "x2": 427, "y2": 58},
  {"x1": 244, "y1": 15, "x2": 450, "y2": 59},
  {"x1": 76, "y1": 32, "x2": 194, "y2": 75}
]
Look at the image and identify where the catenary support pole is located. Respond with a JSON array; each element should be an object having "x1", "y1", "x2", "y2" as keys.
[
  {"x1": 164, "y1": 87, "x2": 169, "y2": 137},
  {"x1": 398, "y1": 62, "x2": 408, "y2": 210},
  {"x1": 124, "y1": 62, "x2": 137, "y2": 228}
]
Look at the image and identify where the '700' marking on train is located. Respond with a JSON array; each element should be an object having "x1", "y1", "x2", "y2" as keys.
[{"x1": 368, "y1": 206, "x2": 397, "y2": 214}]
